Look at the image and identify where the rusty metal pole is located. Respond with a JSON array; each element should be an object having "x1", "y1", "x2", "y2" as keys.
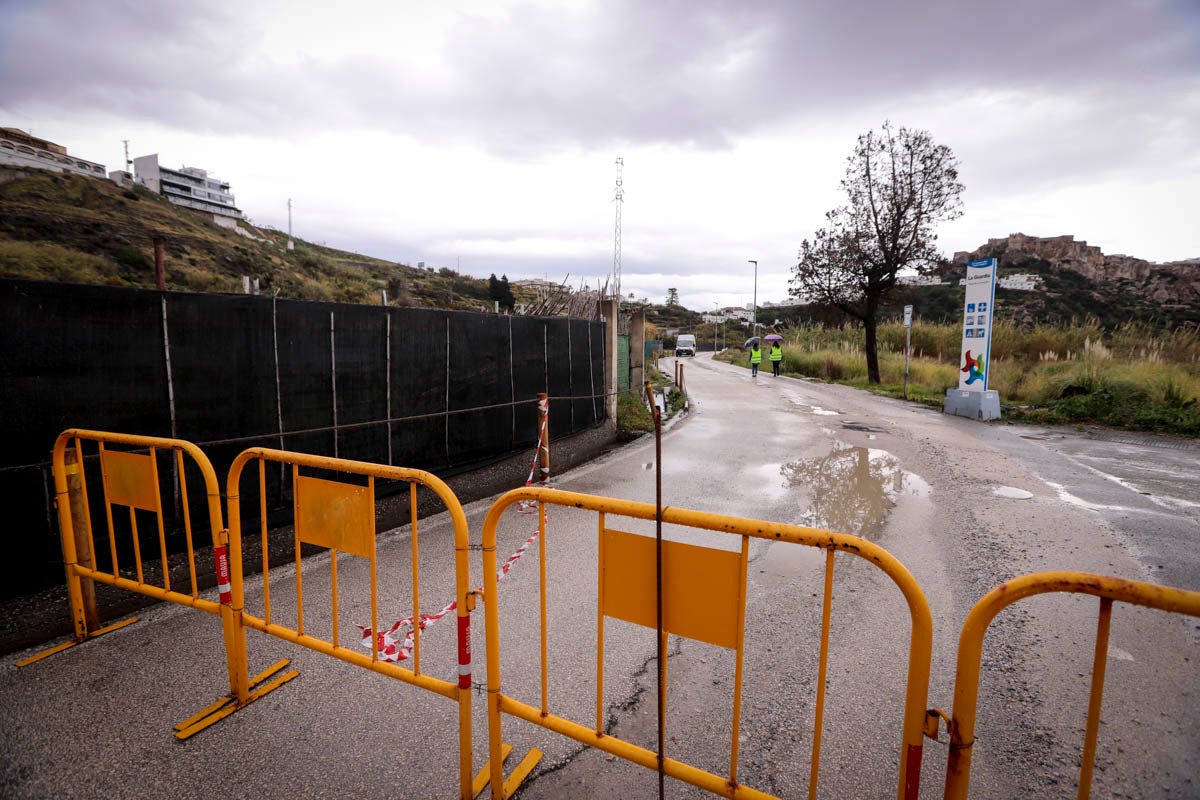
[
  {"x1": 537, "y1": 393, "x2": 550, "y2": 485},
  {"x1": 643, "y1": 380, "x2": 666, "y2": 800},
  {"x1": 152, "y1": 235, "x2": 165, "y2": 291},
  {"x1": 64, "y1": 448, "x2": 100, "y2": 632}
]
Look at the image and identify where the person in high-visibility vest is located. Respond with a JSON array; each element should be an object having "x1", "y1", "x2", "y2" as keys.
[
  {"x1": 749, "y1": 342, "x2": 762, "y2": 376},
  {"x1": 769, "y1": 341, "x2": 783, "y2": 376}
]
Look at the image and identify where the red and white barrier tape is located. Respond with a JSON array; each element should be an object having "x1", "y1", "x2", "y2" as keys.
[
  {"x1": 517, "y1": 397, "x2": 551, "y2": 514},
  {"x1": 358, "y1": 526, "x2": 541, "y2": 663},
  {"x1": 359, "y1": 403, "x2": 551, "y2": 664}
]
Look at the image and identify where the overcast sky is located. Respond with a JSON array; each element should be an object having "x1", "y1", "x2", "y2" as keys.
[{"x1": 2, "y1": 0, "x2": 1197, "y2": 309}]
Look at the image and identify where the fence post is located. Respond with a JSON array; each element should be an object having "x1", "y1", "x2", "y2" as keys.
[
  {"x1": 587, "y1": 321, "x2": 598, "y2": 424},
  {"x1": 64, "y1": 447, "x2": 100, "y2": 633},
  {"x1": 153, "y1": 235, "x2": 165, "y2": 291},
  {"x1": 509, "y1": 317, "x2": 517, "y2": 448},
  {"x1": 570, "y1": 322, "x2": 577, "y2": 428},
  {"x1": 330, "y1": 311, "x2": 339, "y2": 458},
  {"x1": 385, "y1": 310, "x2": 393, "y2": 466}
]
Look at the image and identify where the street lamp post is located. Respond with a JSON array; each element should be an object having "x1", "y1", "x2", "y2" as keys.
[
  {"x1": 713, "y1": 302, "x2": 718, "y2": 353},
  {"x1": 748, "y1": 260, "x2": 757, "y2": 334}
]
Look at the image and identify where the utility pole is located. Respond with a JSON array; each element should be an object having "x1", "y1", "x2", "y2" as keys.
[
  {"x1": 612, "y1": 157, "x2": 623, "y2": 307},
  {"x1": 122, "y1": 139, "x2": 131, "y2": 174},
  {"x1": 287, "y1": 198, "x2": 294, "y2": 250},
  {"x1": 749, "y1": 260, "x2": 758, "y2": 334}
]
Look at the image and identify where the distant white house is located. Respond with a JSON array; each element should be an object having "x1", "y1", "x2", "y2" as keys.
[
  {"x1": 998, "y1": 274, "x2": 1041, "y2": 291},
  {"x1": 0, "y1": 127, "x2": 106, "y2": 179},
  {"x1": 133, "y1": 154, "x2": 242, "y2": 221},
  {"x1": 896, "y1": 274, "x2": 947, "y2": 287},
  {"x1": 956, "y1": 273, "x2": 1042, "y2": 291}
]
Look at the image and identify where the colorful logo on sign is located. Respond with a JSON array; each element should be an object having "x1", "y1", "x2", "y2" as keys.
[{"x1": 961, "y1": 350, "x2": 986, "y2": 385}]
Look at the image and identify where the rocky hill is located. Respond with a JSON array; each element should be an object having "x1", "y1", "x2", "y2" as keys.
[{"x1": 953, "y1": 233, "x2": 1199, "y2": 309}]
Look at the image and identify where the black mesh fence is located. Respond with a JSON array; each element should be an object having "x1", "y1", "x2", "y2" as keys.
[{"x1": 0, "y1": 278, "x2": 607, "y2": 599}]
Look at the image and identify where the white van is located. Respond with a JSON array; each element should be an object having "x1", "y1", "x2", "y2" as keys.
[{"x1": 675, "y1": 334, "x2": 696, "y2": 357}]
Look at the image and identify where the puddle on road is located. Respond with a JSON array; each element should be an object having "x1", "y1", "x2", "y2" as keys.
[
  {"x1": 785, "y1": 444, "x2": 930, "y2": 538},
  {"x1": 758, "y1": 443, "x2": 929, "y2": 580},
  {"x1": 782, "y1": 393, "x2": 841, "y2": 416},
  {"x1": 1020, "y1": 432, "x2": 1064, "y2": 441},
  {"x1": 993, "y1": 486, "x2": 1034, "y2": 500},
  {"x1": 841, "y1": 421, "x2": 886, "y2": 433}
]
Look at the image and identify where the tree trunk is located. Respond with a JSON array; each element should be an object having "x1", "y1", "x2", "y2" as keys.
[{"x1": 864, "y1": 312, "x2": 881, "y2": 384}]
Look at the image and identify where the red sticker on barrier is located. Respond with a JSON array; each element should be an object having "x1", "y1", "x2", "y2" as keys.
[
  {"x1": 214, "y1": 545, "x2": 232, "y2": 605},
  {"x1": 904, "y1": 742, "x2": 923, "y2": 799},
  {"x1": 457, "y1": 613, "x2": 472, "y2": 689}
]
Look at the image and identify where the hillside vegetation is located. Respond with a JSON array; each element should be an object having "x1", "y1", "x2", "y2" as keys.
[{"x1": 0, "y1": 166, "x2": 522, "y2": 310}]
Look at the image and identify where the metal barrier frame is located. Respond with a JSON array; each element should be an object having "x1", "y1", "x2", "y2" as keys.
[
  {"x1": 24, "y1": 429, "x2": 294, "y2": 739},
  {"x1": 226, "y1": 448, "x2": 477, "y2": 800},
  {"x1": 942, "y1": 571, "x2": 1200, "y2": 799},
  {"x1": 481, "y1": 486, "x2": 934, "y2": 800}
]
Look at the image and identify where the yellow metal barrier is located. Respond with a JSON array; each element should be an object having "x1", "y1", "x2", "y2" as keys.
[
  {"x1": 481, "y1": 486, "x2": 935, "y2": 800},
  {"x1": 941, "y1": 572, "x2": 1200, "y2": 799},
  {"x1": 22, "y1": 429, "x2": 295, "y2": 739},
  {"x1": 226, "y1": 448, "x2": 478, "y2": 800}
]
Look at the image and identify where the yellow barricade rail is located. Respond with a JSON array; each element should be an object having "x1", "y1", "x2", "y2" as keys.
[
  {"x1": 25, "y1": 429, "x2": 295, "y2": 739},
  {"x1": 226, "y1": 448, "x2": 477, "y2": 800},
  {"x1": 481, "y1": 486, "x2": 935, "y2": 800},
  {"x1": 942, "y1": 571, "x2": 1200, "y2": 799}
]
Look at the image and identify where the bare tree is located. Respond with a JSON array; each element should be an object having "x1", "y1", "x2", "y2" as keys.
[{"x1": 790, "y1": 122, "x2": 963, "y2": 383}]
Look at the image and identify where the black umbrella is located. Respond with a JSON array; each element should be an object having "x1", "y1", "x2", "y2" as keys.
[{"x1": 743, "y1": 336, "x2": 760, "y2": 348}]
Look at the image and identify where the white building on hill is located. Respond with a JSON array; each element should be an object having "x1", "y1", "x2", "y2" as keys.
[
  {"x1": 998, "y1": 274, "x2": 1041, "y2": 291},
  {"x1": 896, "y1": 274, "x2": 946, "y2": 287},
  {"x1": 0, "y1": 127, "x2": 106, "y2": 179},
  {"x1": 133, "y1": 154, "x2": 242, "y2": 222}
]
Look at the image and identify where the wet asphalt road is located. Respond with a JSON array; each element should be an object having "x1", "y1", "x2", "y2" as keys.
[{"x1": 1, "y1": 353, "x2": 1196, "y2": 799}]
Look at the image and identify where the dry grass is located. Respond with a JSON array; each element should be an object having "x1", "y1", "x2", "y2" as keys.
[{"x1": 724, "y1": 320, "x2": 1200, "y2": 434}]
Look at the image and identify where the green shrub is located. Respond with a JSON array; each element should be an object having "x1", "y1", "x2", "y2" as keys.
[
  {"x1": 616, "y1": 393, "x2": 654, "y2": 441},
  {"x1": 112, "y1": 245, "x2": 151, "y2": 272},
  {"x1": 666, "y1": 387, "x2": 686, "y2": 414}
]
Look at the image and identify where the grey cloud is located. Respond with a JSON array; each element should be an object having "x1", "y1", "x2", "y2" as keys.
[
  {"x1": 421, "y1": 0, "x2": 1200, "y2": 150},
  {"x1": 0, "y1": 0, "x2": 274, "y2": 131},
  {"x1": 3, "y1": 0, "x2": 1197, "y2": 157}
]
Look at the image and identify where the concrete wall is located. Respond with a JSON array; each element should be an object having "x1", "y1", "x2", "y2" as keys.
[{"x1": 628, "y1": 308, "x2": 645, "y2": 394}]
